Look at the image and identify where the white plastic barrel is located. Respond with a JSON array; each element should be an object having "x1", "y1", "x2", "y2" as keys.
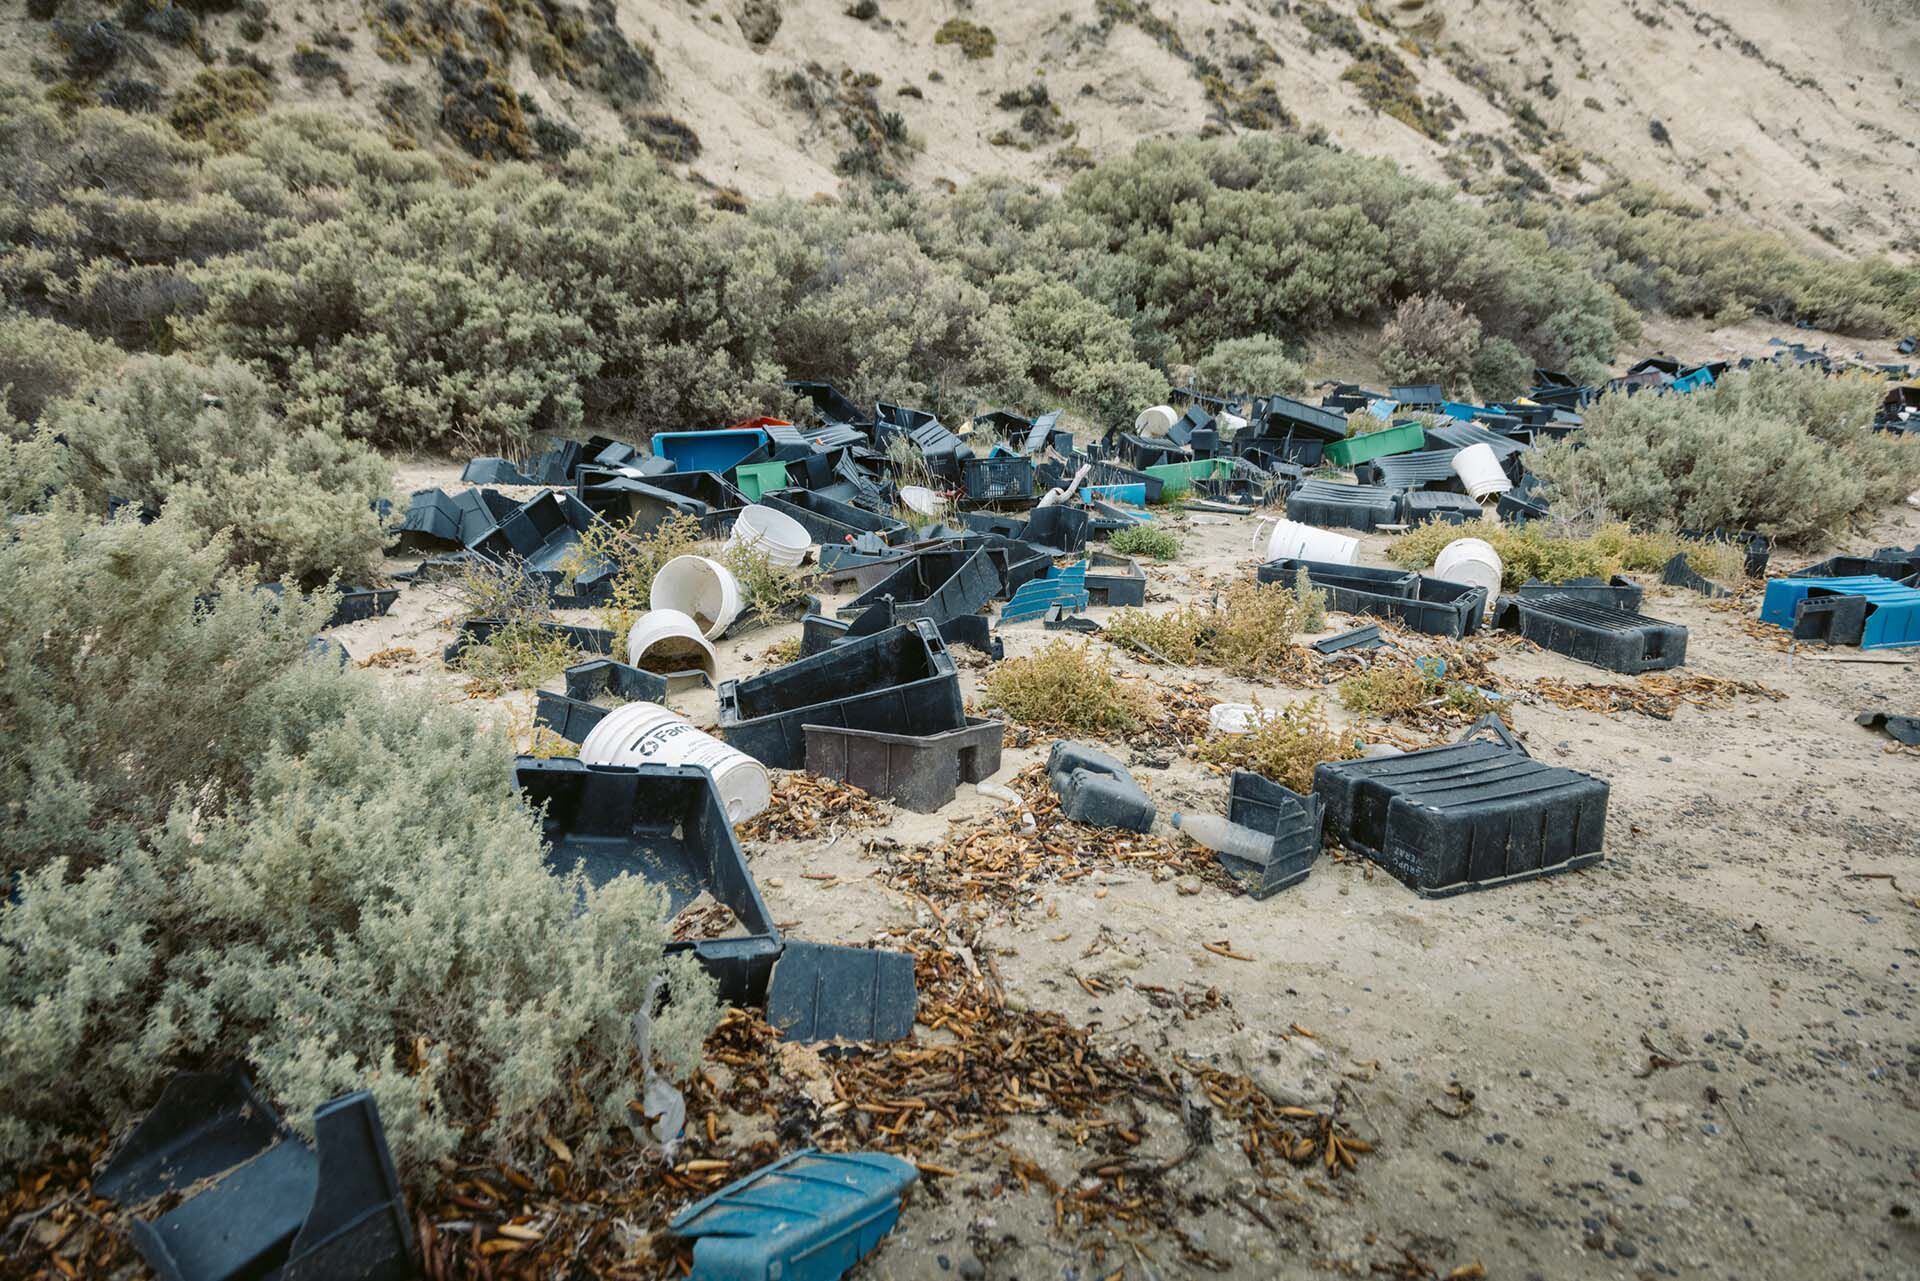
[
  {"x1": 1218, "y1": 411, "x2": 1249, "y2": 436},
  {"x1": 899, "y1": 485, "x2": 944, "y2": 517},
  {"x1": 727, "y1": 503, "x2": 810, "y2": 567},
  {"x1": 650, "y1": 555, "x2": 742, "y2": 640},
  {"x1": 580, "y1": 702, "x2": 772, "y2": 824},
  {"x1": 626, "y1": 608, "x2": 719, "y2": 679},
  {"x1": 1135, "y1": 404, "x2": 1178, "y2": 435},
  {"x1": 1450, "y1": 443, "x2": 1513, "y2": 500},
  {"x1": 1433, "y1": 537, "x2": 1504, "y2": 601},
  {"x1": 1250, "y1": 518, "x2": 1359, "y2": 565}
]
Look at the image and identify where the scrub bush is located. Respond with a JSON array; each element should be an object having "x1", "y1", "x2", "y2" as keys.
[
  {"x1": 983, "y1": 641, "x2": 1149, "y2": 736},
  {"x1": 27, "y1": 354, "x2": 391, "y2": 585},
  {"x1": 1192, "y1": 335, "x2": 1305, "y2": 395},
  {"x1": 1379, "y1": 293, "x2": 1480, "y2": 392},
  {"x1": 0, "y1": 505, "x2": 718, "y2": 1178},
  {"x1": 1109, "y1": 524, "x2": 1180, "y2": 560},
  {"x1": 1191, "y1": 698, "x2": 1359, "y2": 793},
  {"x1": 1531, "y1": 364, "x2": 1918, "y2": 541},
  {"x1": 0, "y1": 314, "x2": 122, "y2": 423}
]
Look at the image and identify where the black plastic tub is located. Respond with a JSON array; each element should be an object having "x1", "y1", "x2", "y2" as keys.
[
  {"x1": 836, "y1": 548, "x2": 1000, "y2": 626},
  {"x1": 761, "y1": 490, "x2": 912, "y2": 546},
  {"x1": 717, "y1": 619, "x2": 965, "y2": 768}
]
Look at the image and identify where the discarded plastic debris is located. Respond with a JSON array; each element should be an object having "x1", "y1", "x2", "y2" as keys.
[
  {"x1": 444, "y1": 616, "x2": 614, "y2": 663},
  {"x1": 468, "y1": 488, "x2": 611, "y2": 603},
  {"x1": 1047, "y1": 740, "x2": 1155, "y2": 832},
  {"x1": 1661, "y1": 552, "x2": 1730, "y2": 598},
  {"x1": 1312, "y1": 624, "x2": 1385, "y2": 655},
  {"x1": 1000, "y1": 561, "x2": 1091, "y2": 625},
  {"x1": 669, "y1": 1148, "x2": 917, "y2": 1281},
  {"x1": 537, "y1": 689, "x2": 613, "y2": 743},
  {"x1": 1515, "y1": 576, "x2": 1644, "y2": 612},
  {"x1": 1856, "y1": 710, "x2": 1920, "y2": 746},
  {"x1": 899, "y1": 484, "x2": 944, "y2": 517},
  {"x1": 760, "y1": 490, "x2": 911, "y2": 548},
  {"x1": 1449, "y1": 442, "x2": 1513, "y2": 500},
  {"x1": 718, "y1": 620, "x2": 965, "y2": 769},
  {"x1": 765, "y1": 942, "x2": 919, "y2": 1043},
  {"x1": 628, "y1": 608, "x2": 721, "y2": 679},
  {"x1": 1285, "y1": 479, "x2": 1403, "y2": 531},
  {"x1": 566, "y1": 656, "x2": 669, "y2": 704},
  {"x1": 1491, "y1": 594, "x2": 1687, "y2": 673},
  {"x1": 1257, "y1": 558, "x2": 1487, "y2": 639},
  {"x1": 1314, "y1": 721, "x2": 1608, "y2": 897},
  {"x1": 580, "y1": 702, "x2": 773, "y2": 824},
  {"x1": 517, "y1": 757, "x2": 780, "y2": 1001},
  {"x1": 1432, "y1": 537, "x2": 1504, "y2": 601},
  {"x1": 1085, "y1": 552, "x2": 1147, "y2": 607},
  {"x1": 1323, "y1": 419, "x2": 1425, "y2": 468},
  {"x1": 652, "y1": 427, "x2": 769, "y2": 474},
  {"x1": 838, "y1": 547, "x2": 999, "y2": 629},
  {"x1": 727, "y1": 503, "x2": 812, "y2": 567},
  {"x1": 1209, "y1": 770, "x2": 1326, "y2": 898},
  {"x1": 1760, "y1": 575, "x2": 1920, "y2": 649},
  {"x1": 1251, "y1": 517, "x2": 1359, "y2": 565},
  {"x1": 802, "y1": 716, "x2": 1005, "y2": 813},
  {"x1": 1207, "y1": 703, "x2": 1281, "y2": 735},
  {"x1": 96, "y1": 1066, "x2": 415, "y2": 1281},
  {"x1": 1169, "y1": 811, "x2": 1273, "y2": 862},
  {"x1": 461, "y1": 456, "x2": 538, "y2": 485},
  {"x1": 652, "y1": 554, "x2": 744, "y2": 639}
]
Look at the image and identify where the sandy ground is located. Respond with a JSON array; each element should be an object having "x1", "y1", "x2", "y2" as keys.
[{"x1": 333, "y1": 447, "x2": 1920, "y2": 1281}]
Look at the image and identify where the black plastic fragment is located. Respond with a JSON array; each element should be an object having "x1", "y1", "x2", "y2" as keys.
[
  {"x1": 1217, "y1": 771, "x2": 1325, "y2": 899},
  {"x1": 96, "y1": 1066, "x2": 415, "y2": 1281},
  {"x1": 443, "y1": 616, "x2": 614, "y2": 663},
  {"x1": 803, "y1": 716, "x2": 1005, "y2": 813},
  {"x1": 535, "y1": 690, "x2": 612, "y2": 744},
  {"x1": 564, "y1": 657, "x2": 668, "y2": 704},
  {"x1": 1312, "y1": 624, "x2": 1384, "y2": 655},
  {"x1": 1856, "y1": 710, "x2": 1920, "y2": 746},
  {"x1": 1792, "y1": 593, "x2": 1870, "y2": 646},
  {"x1": 1047, "y1": 741, "x2": 1154, "y2": 832},
  {"x1": 1284, "y1": 479, "x2": 1403, "y2": 531},
  {"x1": 461, "y1": 457, "x2": 539, "y2": 485},
  {"x1": 765, "y1": 943, "x2": 918, "y2": 1043},
  {"x1": 836, "y1": 548, "x2": 999, "y2": 627},
  {"x1": 1514, "y1": 576, "x2": 1644, "y2": 612},
  {"x1": 1660, "y1": 552, "x2": 1730, "y2": 598}
]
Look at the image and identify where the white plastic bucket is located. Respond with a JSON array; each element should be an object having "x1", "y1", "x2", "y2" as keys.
[
  {"x1": 1135, "y1": 404, "x2": 1178, "y2": 435},
  {"x1": 1250, "y1": 517, "x2": 1359, "y2": 565},
  {"x1": 626, "y1": 608, "x2": 719, "y2": 680},
  {"x1": 1208, "y1": 703, "x2": 1280, "y2": 735},
  {"x1": 1450, "y1": 443, "x2": 1512, "y2": 500},
  {"x1": 650, "y1": 555, "x2": 742, "y2": 640},
  {"x1": 727, "y1": 504, "x2": 810, "y2": 567},
  {"x1": 1218, "y1": 411, "x2": 1249, "y2": 436},
  {"x1": 899, "y1": 485, "x2": 944, "y2": 517},
  {"x1": 580, "y1": 702, "x2": 772, "y2": 824},
  {"x1": 1433, "y1": 537, "x2": 1504, "y2": 601}
]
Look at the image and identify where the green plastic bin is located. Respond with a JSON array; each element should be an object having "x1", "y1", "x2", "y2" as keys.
[
  {"x1": 1323, "y1": 421, "x2": 1426, "y2": 468},
  {"x1": 732, "y1": 460, "x2": 791, "y2": 503},
  {"x1": 1142, "y1": 458, "x2": 1231, "y2": 496}
]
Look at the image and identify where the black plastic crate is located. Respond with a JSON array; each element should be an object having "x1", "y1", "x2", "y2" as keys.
[
  {"x1": 1085, "y1": 552, "x2": 1147, "y2": 607},
  {"x1": 1354, "y1": 449, "x2": 1463, "y2": 491},
  {"x1": 1285, "y1": 479, "x2": 1404, "y2": 531},
  {"x1": 1260, "y1": 561, "x2": 1486, "y2": 637},
  {"x1": 1491, "y1": 594, "x2": 1687, "y2": 673},
  {"x1": 718, "y1": 619, "x2": 965, "y2": 768},
  {"x1": 1220, "y1": 771, "x2": 1325, "y2": 898},
  {"x1": 516, "y1": 757, "x2": 780, "y2": 1003},
  {"x1": 1314, "y1": 734, "x2": 1608, "y2": 897},
  {"x1": 803, "y1": 716, "x2": 1005, "y2": 813},
  {"x1": 535, "y1": 689, "x2": 611, "y2": 743},
  {"x1": 1258, "y1": 557, "x2": 1418, "y2": 599},
  {"x1": 837, "y1": 548, "x2": 999, "y2": 626},
  {"x1": 1514, "y1": 576, "x2": 1644, "y2": 612},
  {"x1": 961, "y1": 455, "x2": 1038, "y2": 500},
  {"x1": 1403, "y1": 491, "x2": 1486, "y2": 525},
  {"x1": 761, "y1": 490, "x2": 911, "y2": 547}
]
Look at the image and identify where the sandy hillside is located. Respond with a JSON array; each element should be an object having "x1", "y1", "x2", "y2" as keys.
[{"x1": 7, "y1": 0, "x2": 1917, "y2": 256}]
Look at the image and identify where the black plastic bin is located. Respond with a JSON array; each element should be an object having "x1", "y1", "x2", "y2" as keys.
[
  {"x1": 1313, "y1": 729, "x2": 1608, "y2": 897},
  {"x1": 836, "y1": 547, "x2": 999, "y2": 627},
  {"x1": 761, "y1": 490, "x2": 912, "y2": 547},
  {"x1": 1491, "y1": 594, "x2": 1687, "y2": 673},
  {"x1": 1515, "y1": 576, "x2": 1645, "y2": 612},
  {"x1": 717, "y1": 619, "x2": 965, "y2": 769},
  {"x1": 961, "y1": 455, "x2": 1037, "y2": 501},
  {"x1": 803, "y1": 716, "x2": 1005, "y2": 813},
  {"x1": 1285, "y1": 479, "x2": 1404, "y2": 531},
  {"x1": 516, "y1": 757, "x2": 781, "y2": 1003},
  {"x1": 1258, "y1": 561, "x2": 1486, "y2": 638}
]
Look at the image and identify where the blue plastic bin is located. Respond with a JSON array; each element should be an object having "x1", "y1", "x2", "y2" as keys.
[{"x1": 651, "y1": 429, "x2": 769, "y2": 475}]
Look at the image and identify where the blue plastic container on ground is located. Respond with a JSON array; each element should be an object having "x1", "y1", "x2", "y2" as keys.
[
  {"x1": 671, "y1": 1148, "x2": 918, "y2": 1281},
  {"x1": 652, "y1": 429, "x2": 770, "y2": 475},
  {"x1": 1759, "y1": 574, "x2": 1920, "y2": 649}
]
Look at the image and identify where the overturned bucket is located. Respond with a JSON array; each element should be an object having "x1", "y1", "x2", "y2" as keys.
[
  {"x1": 627, "y1": 608, "x2": 719, "y2": 680},
  {"x1": 1135, "y1": 404, "x2": 1179, "y2": 435},
  {"x1": 579, "y1": 702, "x2": 771, "y2": 824},
  {"x1": 727, "y1": 503, "x2": 810, "y2": 568},
  {"x1": 1250, "y1": 517, "x2": 1359, "y2": 566},
  {"x1": 1433, "y1": 536, "x2": 1504, "y2": 601},
  {"x1": 651, "y1": 555, "x2": 742, "y2": 640},
  {"x1": 1450, "y1": 443, "x2": 1512, "y2": 500}
]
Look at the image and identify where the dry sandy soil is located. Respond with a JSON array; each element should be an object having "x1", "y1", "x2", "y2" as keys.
[
  {"x1": 6, "y1": 0, "x2": 1917, "y2": 256},
  {"x1": 341, "y1": 408, "x2": 1920, "y2": 1279}
]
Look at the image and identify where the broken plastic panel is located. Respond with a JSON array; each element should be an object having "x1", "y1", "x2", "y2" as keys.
[
  {"x1": 803, "y1": 716, "x2": 1005, "y2": 813},
  {"x1": 760, "y1": 490, "x2": 912, "y2": 547},
  {"x1": 96, "y1": 1066, "x2": 415, "y2": 1281},
  {"x1": 1491, "y1": 595, "x2": 1687, "y2": 673},
  {"x1": 1048, "y1": 740, "x2": 1154, "y2": 832},
  {"x1": 765, "y1": 944, "x2": 918, "y2": 1043},
  {"x1": 1216, "y1": 770, "x2": 1326, "y2": 898},
  {"x1": 835, "y1": 547, "x2": 999, "y2": 627}
]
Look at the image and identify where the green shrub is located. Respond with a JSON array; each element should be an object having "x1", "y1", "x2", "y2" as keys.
[
  {"x1": 25, "y1": 355, "x2": 391, "y2": 585},
  {"x1": 1379, "y1": 293, "x2": 1480, "y2": 392},
  {"x1": 1109, "y1": 524, "x2": 1179, "y2": 560},
  {"x1": 0, "y1": 506, "x2": 720, "y2": 1175},
  {"x1": 1339, "y1": 659, "x2": 1493, "y2": 724},
  {"x1": 1104, "y1": 579, "x2": 1322, "y2": 675},
  {"x1": 1192, "y1": 335, "x2": 1304, "y2": 395},
  {"x1": 983, "y1": 641, "x2": 1148, "y2": 735},
  {"x1": 933, "y1": 18, "x2": 996, "y2": 59},
  {"x1": 1388, "y1": 521, "x2": 1753, "y2": 588},
  {"x1": 1531, "y1": 364, "x2": 1918, "y2": 541},
  {"x1": 0, "y1": 314, "x2": 122, "y2": 423},
  {"x1": 1470, "y1": 336, "x2": 1532, "y2": 402},
  {"x1": 1191, "y1": 698, "x2": 1359, "y2": 793}
]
